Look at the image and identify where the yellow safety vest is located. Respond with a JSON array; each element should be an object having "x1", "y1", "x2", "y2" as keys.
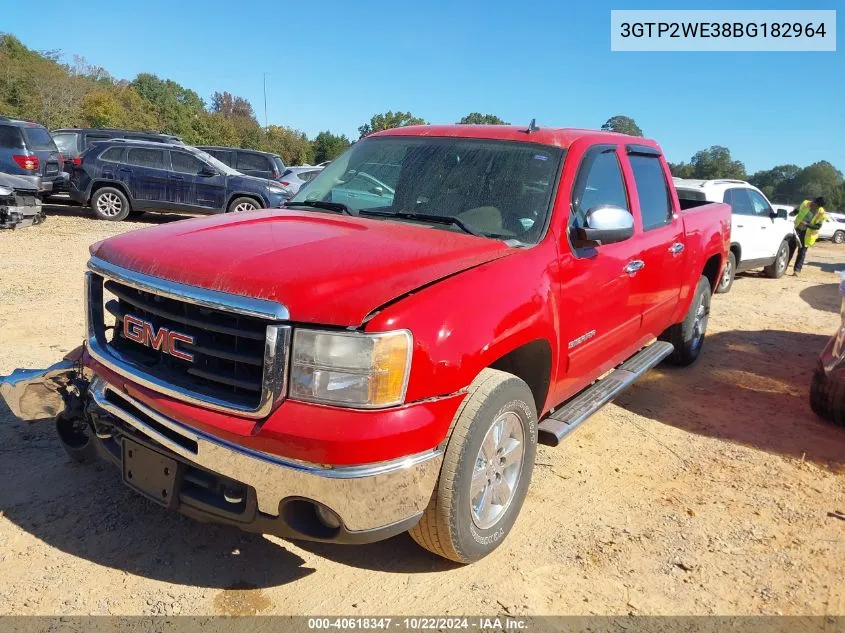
[{"x1": 794, "y1": 200, "x2": 826, "y2": 247}]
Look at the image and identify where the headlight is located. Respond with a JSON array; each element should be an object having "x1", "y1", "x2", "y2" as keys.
[
  {"x1": 290, "y1": 329, "x2": 412, "y2": 408},
  {"x1": 268, "y1": 185, "x2": 285, "y2": 195},
  {"x1": 0, "y1": 186, "x2": 13, "y2": 196}
]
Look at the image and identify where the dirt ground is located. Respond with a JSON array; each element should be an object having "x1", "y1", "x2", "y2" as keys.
[{"x1": 0, "y1": 204, "x2": 843, "y2": 617}]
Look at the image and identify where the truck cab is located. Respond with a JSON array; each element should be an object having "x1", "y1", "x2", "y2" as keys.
[{"x1": 1, "y1": 125, "x2": 730, "y2": 563}]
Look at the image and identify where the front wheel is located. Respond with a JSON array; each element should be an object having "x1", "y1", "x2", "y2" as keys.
[
  {"x1": 660, "y1": 275, "x2": 711, "y2": 367},
  {"x1": 833, "y1": 231, "x2": 845, "y2": 245},
  {"x1": 764, "y1": 240, "x2": 790, "y2": 278},
  {"x1": 227, "y1": 197, "x2": 262, "y2": 213},
  {"x1": 409, "y1": 369, "x2": 538, "y2": 563}
]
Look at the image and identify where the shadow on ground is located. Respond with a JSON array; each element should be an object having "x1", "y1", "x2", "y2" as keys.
[
  {"x1": 800, "y1": 283, "x2": 841, "y2": 313},
  {"x1": 42, "y1": 202, "x2": 191, "y2": 225},
  {"x1": 616, "y1": 329, "x2": 845, "y2": 471},
  {"x1": 0, "y1": 405, "x2": 453, "y2": 583}
]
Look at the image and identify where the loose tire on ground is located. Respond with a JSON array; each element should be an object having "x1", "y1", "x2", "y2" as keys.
[
  {"x1": 227, "y1": 197, "x2": 262, "y2": 213},
  {"x1": 810, "y1": 365, "x2": 845, "y2": 427},
  {"x1": 409, "y1": 368, "x2": 538, "y2": 563},
  {"x1": 660, "y1": 275, "x2": 711, "y2": 367},
  {"x1": 716, "y1": 251, "x2": 736, "y2": 294},
  {"x1": 90, "y1": 186, "x2": 131, "y2": 221},
  {"x1": 764, "y1": 240, "x2": 790, "y2": 278}
]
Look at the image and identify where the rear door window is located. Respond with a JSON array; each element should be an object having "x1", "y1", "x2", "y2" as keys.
[
  {"x1": 723, "y1": 188, "x2": 755, "y2": 215},
  {"x1": 272, "y1": 156, "x2": 286, "y2": 175},
  {"x1": 0, "y1": 125, "x2": 24, "y2": 149},
  {"x1": 126, "y1": 148, "x2": 166, "y2": 169},
  {"x1": 22, "y1": 126, "x2": 57, "y2": 151},
  {"x1": 206, "y1": 149, "x2": 233, "y2": 165},
  {"x1": 629, "y1": 154, "x2": 673, "y2": 231}
]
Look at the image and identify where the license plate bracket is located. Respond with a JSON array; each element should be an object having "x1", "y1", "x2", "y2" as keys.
[{"x1": 122, "y1": 438, "x2": 178, "y2": 508}]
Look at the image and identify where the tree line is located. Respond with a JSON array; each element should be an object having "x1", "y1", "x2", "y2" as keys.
[{"x1": 1, "y1": 34, "x2": 841, "y2": 207}]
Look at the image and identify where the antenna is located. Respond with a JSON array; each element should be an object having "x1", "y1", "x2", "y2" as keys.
[
  {"x1": 526, "y1": 118, "x2": 538, "y2": 133},
  {"x1": 263, "y1": 73, "x2": 268, "y2": 131}
]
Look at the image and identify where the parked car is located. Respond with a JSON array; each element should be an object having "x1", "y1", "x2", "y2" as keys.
[
  {"x1": 810, "y1": 273, "x2": 845, "y2": 426},
  {"x1": 818, "y1": 211, "x2": 845, "y2": 244},
  {"x1": 0, "y1": 116, "x2": 67, "y2": 195},
  {"x1": 197, "y1": 146, "x2": 286, "y2": 181},
  {"x1": 51, "y1": 128, "x2": 183, "y2": 194},
  {"x1": 674, "y1": 178, "x2": 796, "y2": 293},
  {"x1": 277, "y1": 165, "x2": 324, "y2": 198},
  {"x1": 69, "y1": 139, "x2": 288, "y2": 220},
  {"x1": 0, "y1": 172, "x2": 44, "y2": 229},
  {"x1": 1, "y1": 125, "x2": 730, "y2": 563}
]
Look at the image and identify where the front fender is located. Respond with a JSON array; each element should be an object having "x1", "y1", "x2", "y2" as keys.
[{"x1": 366, "y1": 242, "x2": 560, "y2": 408}]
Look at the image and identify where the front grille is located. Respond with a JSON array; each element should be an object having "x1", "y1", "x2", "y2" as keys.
[
  {"x1": 86, "y1": 260, "x2": 290, "y2": 416},
  {"x1": 14, "y1": 193, "x2": 38, "y2": 207}
]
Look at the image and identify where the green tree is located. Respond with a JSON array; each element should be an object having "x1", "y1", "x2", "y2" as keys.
[
  {"x1": 262, "y1": 125, "x2": 314, "y2": 165},
  {"x1": 686, "y1": 146, "x2": 747, "y2": 180},
  {"x1": 358, "y1": 111, "x2": 425, "y2": 139},
  {"x1": 749, "y1": 164, "x2": 801, "y2": 201},
  {"x1": 311, "y1": 131, "x2": 351, "y2": 163},
  {"x1": 668, "y1": 162, "x2": 694, "y2": 178},
  {"x1": 601, "y1": 115, "x2": 643, "y2": 137},
  {"x1": 458, "y1": 112, "x2": 508, "y2": 125},
  {"x1": 781, "y1": 161, "x2": 844, "y2": 207}
]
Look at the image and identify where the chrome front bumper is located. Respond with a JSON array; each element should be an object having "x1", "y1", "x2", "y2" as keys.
[
  {"x1": 0, "y1": 359, "x2": 78, "y2": 421},
  {"x1": 90, "y1": 377, "x2": 442, "y2": 533}
]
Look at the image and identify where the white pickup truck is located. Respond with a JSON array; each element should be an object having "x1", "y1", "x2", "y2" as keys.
[{"x1": 674, "y1": 179, "x2": 796, "y2": 293}]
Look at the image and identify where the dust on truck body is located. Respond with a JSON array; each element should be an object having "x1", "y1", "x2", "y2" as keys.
[{"x1": 0, "y1": 125, "x2": 731, "y2": 563}]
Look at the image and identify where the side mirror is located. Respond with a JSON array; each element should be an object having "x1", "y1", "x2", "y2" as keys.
[
  {"x1": 371, "y1": 185, "x2": 385, "y2": 196},
  {"x1": 199, "y1": 165, "x2": 217, "y2": 177},
  {"x1": 773, "y1": 209, "x2": 787, "y2": 220},
  {"x1": 576, "y1": 205, "x2": 634, "y2": 246}
]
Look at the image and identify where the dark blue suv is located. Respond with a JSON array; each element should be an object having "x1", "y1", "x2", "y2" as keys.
[{"x1": 69, "y1": 139, "x2": 288, "y2": 221}]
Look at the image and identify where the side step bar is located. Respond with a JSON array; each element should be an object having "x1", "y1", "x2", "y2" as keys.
[{"x1": 538, "y1": 341, "x2": 674, "y2": 446}]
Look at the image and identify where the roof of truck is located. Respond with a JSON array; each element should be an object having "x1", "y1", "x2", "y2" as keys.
[{"x1": 371, "y1": 124, "x2": 657, "y2": 150}]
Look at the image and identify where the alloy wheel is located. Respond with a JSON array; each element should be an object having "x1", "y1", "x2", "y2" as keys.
[
  {"x1": 470, "y1": 411, "x2": 525, "y2": 530},
  {"x1": 96, "y1": 192, "x2": 122, "y2": 217}
]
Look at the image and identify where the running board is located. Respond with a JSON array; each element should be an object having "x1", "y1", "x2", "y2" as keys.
[{"x1": 538, "y1": 341, "x2": 674, "y2": 446}]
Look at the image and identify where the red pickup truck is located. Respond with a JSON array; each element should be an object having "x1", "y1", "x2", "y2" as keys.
[{"x1": 1, "y1": 125, "x2": 730, "y2": 563}]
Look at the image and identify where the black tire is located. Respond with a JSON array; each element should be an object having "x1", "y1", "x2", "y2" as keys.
[
  {"x1": 764, "y1": 240, "x2": 790, "y2": 278},
  {"x1": 90, "y1": 186, "x2": 131, "y2": 221},
  {"x1": 409, "y1": 368, "x2": 538, "y2": 563},
  {"x1": 810, "y1": 364, "x2": 845, "y2": 426},
  {"x1": 55, "y1": 414, "x2": 97, "y2": 463},
  {"x1": 227, "y1": 196, "x2": 262, "y2": 213},
  {"x1": 660, "y1": 275, "x2": 711, "y2": 367},
  {"x1": 716, "y1": 251, "x2": 736, "y2": 294},
  {"x1": 833, "y1": 231, "x2": 845, "y2": 245}
]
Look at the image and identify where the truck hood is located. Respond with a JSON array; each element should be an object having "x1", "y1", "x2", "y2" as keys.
[{"x1": 91, "y1": 209, "x2": 514, "y2": 326}]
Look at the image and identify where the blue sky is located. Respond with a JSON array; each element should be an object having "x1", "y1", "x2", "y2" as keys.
[{"x1": 4, "y1": 0, "x2": 843, "y2": 173}]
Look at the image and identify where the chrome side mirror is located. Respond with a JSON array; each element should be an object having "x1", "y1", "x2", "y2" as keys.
[{"x1": 577, "y1": 205, "x2": 634, "y2": 246}]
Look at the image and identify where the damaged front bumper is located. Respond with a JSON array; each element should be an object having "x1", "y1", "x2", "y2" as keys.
[
  {"x1": 0, "y1": 193, "x2": 45, "y2": 229},
  {"x1": 0, "y1": 350, "x2": 442, "y2": 543}
]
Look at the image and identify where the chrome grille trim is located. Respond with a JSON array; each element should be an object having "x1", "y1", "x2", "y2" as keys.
[{"x1": 85, "y1": 260, "x2": 290, "y2": 419}]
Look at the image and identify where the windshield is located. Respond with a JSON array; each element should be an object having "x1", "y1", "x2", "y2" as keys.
[
  {"x1": 289, "y1": 136, "x2": 563, "y2": 243},
  {"x1": 194, "y1": 149, "x2": 241, "y2": 175},
  {"x1": 23, "y1": 126, "x2": 58, "y2": 151}
]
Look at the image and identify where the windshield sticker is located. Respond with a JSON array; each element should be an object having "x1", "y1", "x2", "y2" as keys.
[{"x1": 534, "y1": 154, "x2": 549, "y2": 161}]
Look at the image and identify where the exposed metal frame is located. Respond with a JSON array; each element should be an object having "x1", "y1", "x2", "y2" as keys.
[{"x1": 85, "y1": 261, "x2": 290, "y2": 419}]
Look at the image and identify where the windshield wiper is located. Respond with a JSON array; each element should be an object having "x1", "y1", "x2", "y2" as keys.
[
  {"x1": 358, "y1": 209, "x2": 480, "y2": 237},
  {"x1": 284, "y1": 200, "x2": 353, "y2": 215}
]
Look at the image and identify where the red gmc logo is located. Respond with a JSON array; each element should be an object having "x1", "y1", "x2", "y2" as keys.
[{"x1": 122, "y1": 314, "x2": 195, "y2": 362}]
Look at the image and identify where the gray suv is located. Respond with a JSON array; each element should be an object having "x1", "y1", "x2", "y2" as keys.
[{"x1": 0, "y1": 116, "x2": 67, "y2": 194}]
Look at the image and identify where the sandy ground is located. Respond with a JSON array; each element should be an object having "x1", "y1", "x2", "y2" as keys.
[{"x1": 0, "y1": 204, "x2": 843, "y2": 617}]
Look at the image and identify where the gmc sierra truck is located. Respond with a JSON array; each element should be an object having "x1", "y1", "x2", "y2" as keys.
[{"x1": 0, "y1": 125, "x2": 731, "y2": 563}]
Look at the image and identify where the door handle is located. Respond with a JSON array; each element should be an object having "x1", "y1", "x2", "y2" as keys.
[
  {"x1": 172, "y1": 175, "x2": 185, "y2": 181},
  {"x1": 736, "y1": 224, "x2": 744, "y2": 228},
  {"x1": 669, "y1": 242, "x2": 685, "y2": 255},
  {"x1": 624, "y1": 260, "x2": 645, "y2": 274},
  {"x1": 760, "y1": 226, "x2": 767, "y2": 229}
]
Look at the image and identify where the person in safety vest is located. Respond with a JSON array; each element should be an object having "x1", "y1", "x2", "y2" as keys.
[{"x1": 792, "y1": 196, "x2": 827, "y2": 276}]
